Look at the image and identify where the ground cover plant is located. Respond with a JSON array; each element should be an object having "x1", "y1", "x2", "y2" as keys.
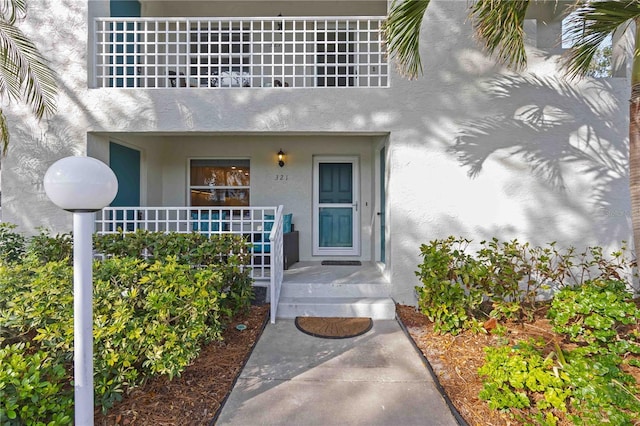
[
  {"x1": 0, "y1": 225, "x2": 255, "y2": 425},
  {"x1": 409, "y1": 236, "x2": 640, "y2": 425}
]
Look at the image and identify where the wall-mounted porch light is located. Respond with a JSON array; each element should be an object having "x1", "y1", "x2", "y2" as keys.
[{"x1": 278, "y1": 149, "x2": 285, "y2": 167}]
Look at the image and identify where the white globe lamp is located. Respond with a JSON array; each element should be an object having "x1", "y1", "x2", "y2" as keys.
[{"x1": 44, "y1": 156, "x2": 118, "y2": 212}]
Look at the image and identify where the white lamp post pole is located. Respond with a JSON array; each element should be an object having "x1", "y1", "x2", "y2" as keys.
[
  {"x1": 73, "y1": 211, "x2": 96, "y2": 425},
  {"x1": 44, "y1": 157, "x2": 118, "y2": 426}
]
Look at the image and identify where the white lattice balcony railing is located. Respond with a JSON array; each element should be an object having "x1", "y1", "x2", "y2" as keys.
[
  {"x1": 94, "y1": 16, "x2": 388, "y2": 89},
  {"x1": 94, "y1": 206, "x2": 282, "y2": 282}
]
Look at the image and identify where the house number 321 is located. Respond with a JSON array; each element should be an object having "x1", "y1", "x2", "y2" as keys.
[{"x1": 275, "y1": 174, "x2": 289, "y2": 181}]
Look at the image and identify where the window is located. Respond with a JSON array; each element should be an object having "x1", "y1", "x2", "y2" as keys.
[{"x1": 190, "y1": 159, "x2": 250, "y2": 206}]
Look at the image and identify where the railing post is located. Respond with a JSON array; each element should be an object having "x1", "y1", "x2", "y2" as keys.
[{"x1": 269, "y1": 205, "x2": 284, "y2": 323}]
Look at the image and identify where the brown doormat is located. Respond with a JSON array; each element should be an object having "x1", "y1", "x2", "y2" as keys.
[
  {"x1": 321, "y1": 260, "x2": 362, "y2": 266},
  {"x1": 295, "y1": 317, "x2": 373, "y2": 339}
]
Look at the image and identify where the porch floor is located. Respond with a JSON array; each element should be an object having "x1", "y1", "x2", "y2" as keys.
[{"x1": 283, "y1": 261, "x2": 389, "y2": 285}]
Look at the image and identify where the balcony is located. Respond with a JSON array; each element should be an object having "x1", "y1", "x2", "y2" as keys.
[{"x1": 94, "y1": 16, "x2": 388, "y2": 89}]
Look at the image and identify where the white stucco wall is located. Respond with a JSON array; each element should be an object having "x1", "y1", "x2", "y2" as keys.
[{"x1": 0, "y1": 0, "x2": 632, "y2": 303}]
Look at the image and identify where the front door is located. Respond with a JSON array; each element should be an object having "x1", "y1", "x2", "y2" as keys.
[
  {"x1": 109, "y1": 142, "x2": 141, "y2": 231},
  {"x1": 313, "y1": 156, "x2": 359, "y2": 256},
  {"x1": 109, "y1": 142, "x2": 140, "y2": 206}
]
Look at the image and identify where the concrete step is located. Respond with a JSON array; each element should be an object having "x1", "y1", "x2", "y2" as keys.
[
  {"x1": 280, "y1": 282, "x2": 391, "y2": 298},
  {"x1": 276, "y1": 296, "x2": 396, "y2": 320}
]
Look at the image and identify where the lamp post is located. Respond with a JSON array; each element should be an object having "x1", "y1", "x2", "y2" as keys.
[{"x1": 44, "y1": 156, "x2": 118, "y2": 426}]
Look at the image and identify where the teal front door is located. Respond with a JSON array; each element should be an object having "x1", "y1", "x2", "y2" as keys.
[
  {"x1": 313, "y1": 156, "x2": 359, "y2": 256},
  {"x1": 109, "y1": 142, "x2": 140, "y2": 207},
  {"x1": 109, "y1": 142, "x2": 140, "y2": 231}
]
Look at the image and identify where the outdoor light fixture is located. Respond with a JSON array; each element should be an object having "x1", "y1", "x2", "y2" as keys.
[
  {"x1": 44, "y1": 156, "x2": 118, "y2": 426},
  {"x1": 278, "y1": 149, "x2": 285, "y2": 167}
]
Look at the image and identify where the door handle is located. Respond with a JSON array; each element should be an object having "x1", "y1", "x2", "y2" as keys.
[{"x1": 353, "y1": 202, "x2": 358, "y2": 212}]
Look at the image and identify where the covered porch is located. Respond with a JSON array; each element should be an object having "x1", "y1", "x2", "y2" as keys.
[
  {"x1": 87, "y1": 133, "x2": 388, "y2": 266},
  {"x1": 89, "y1": 132, "x2": 390, "y2": 321}
]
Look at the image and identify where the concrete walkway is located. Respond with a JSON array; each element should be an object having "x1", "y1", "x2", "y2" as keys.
[{"x1": 215, "y1": 320, "x2": 459, "y2": 425}]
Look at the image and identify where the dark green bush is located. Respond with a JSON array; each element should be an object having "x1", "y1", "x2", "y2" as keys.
[
  {"x1": 26, "y1": 228, "x2": 73, "y2": 264},
  {"x1": 93, "y1": 229, "x2": 251, "y2": 266},
  {"x1": 415, "y1": 237, "x2": 483, "y2": 334},
  {"x1": 415, "y1": 237, "x2": 637, "y2": 334},
  {"x1": 0, "y1": 223, "x2": 26, "y2": 264},
  {"x1": 0, "y1": 224, "x2": 73, "y2": 266}
]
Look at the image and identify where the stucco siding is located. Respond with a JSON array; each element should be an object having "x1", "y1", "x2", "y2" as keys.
[{"x1": 0, "y1": 0, "x2": 633, "y2": 304}]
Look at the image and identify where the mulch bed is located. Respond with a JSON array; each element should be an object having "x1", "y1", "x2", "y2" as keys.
[
  {"x1": 396, "y1": 303, "x2": 640, "y2": 426},
  {"x1": 94, "y1": 304, "x2": 269, "y2": 426},
  {"x1": 396, "y1": 304, "x2": 510, "y2": 425}
]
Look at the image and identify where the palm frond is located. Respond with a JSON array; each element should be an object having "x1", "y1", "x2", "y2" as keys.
[
  {"x1": 562, "y1": 0, "x2": 640, "y2": 79},
  {"x1": 382, "y1": 0, "x2": 430, "y2": 79},
  {"x1": 0, "y1": 108, "x2": 10, "y2": 155},
  {"x1": 470, "y1": 0, "x2": 531, "y2": 71},
  {"x1": 0, "y1": 0, "x2": 25, "y2": 25},
  {"x1": 0, "y1": 20, "x2": 57, "y2": 120}
]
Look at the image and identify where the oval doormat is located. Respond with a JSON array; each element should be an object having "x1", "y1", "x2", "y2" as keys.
[{"x1": 295, "y1": 317, "x2": 373, "y2": 339}]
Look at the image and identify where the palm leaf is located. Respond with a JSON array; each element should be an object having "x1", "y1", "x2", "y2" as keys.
[
  {"x1": 382, "y1": 0, "x2": 430, "y2": 79},
  {"x1": 0, "y1": 0, "x2": 25, "y2": 24},
  {"x1": 562, "y1": 0, "x2": 640, "y2": 79},
  {"x1": 470, "y1": 0, "x2": 531, "y2": 71},
  {"x1": 0, "y1": 4, "x2": 57, "y2": 154},
  {"x1": 0, "y1": 108, "x2": 9, "y2": 155},
  {"x1": 0, "y1": 21, "x2": 57, "y2": 119}
]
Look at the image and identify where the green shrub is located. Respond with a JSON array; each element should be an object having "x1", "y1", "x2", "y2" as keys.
[
  {"x1": 0, "y1": 253, "x2": 239, "y2": 414},
  {"x1": 563, "y1": 349, "x2": 640, "y2": 425},
  {"x1": 478, "y1": 339, "x2": 571, "y2": 420},
  {"x1": 0, "y1": 223, "x2": 26, "y2": 265},
  {"x1": 415, "y1": 237, "x2": 636, "y2": 334},
  {"x1": 94, "y1": 230, "x2": 254, "y2": 316},
  {"x1": 478, "y1": 278, "x2": 640, "y2": 425},
  {"x1": 0, "y1": 259, "x2": 73, "y2": 352},
  {"x1": 0, "y1": 343, "x2": 73, "y2": 425},
  {"x1": 548, "y1": 279, "x2": 640, "y2": 354},
  {"x1": 26, "y1": 228, "x2": 73, "y2": 264},
  {"x1": 478, "y1": 338, "x2": 640, "y2": 425},
  {"x1": 93, "y1": 229, "x2": 251, "y2": 266},
  {"x1": 92, "y1": 256, "x2": 225, "y2": 408},
  {"x1": 415, "y1": 237, "x2": 483, "y2": 334}
]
